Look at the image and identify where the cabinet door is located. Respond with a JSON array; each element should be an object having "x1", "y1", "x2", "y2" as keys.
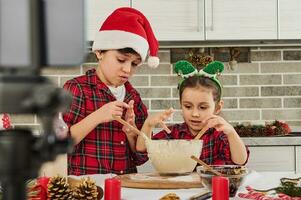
[
  {"x1": 132, "y1": 0, "x2": 205, "y2": 41},
  {"x1": 279, "y1": 0, "x2": 301, "y2": 39},
  {"x1": 246, "y1": 146, "x2": 295, "y2": 172},
  {"x1": 86, "y1": 0, "x2": 130, "y2": 41},
  {"x1": 205, "y1": 0, "x2": 277, "y2": 40}
]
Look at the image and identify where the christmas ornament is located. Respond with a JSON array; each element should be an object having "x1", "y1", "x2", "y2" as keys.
[
  {"x1": 53, "y1": 112, "x2": 68, "y2": 139},
  {"x1": 72, "y1": 177, "x2": 102, "y2": 200},
  {"x1": 185, "y1": 49, "x2": 213, "y2": 69},
  {"x1": 27, "y1": 176, "x2": 50, "y2": 200},
  {"x1": 47, "y1": 175, "x2": 73, "y2": 200},
  {"x1": 0, "y1": 113, "x2": 11, "y2": 130}
]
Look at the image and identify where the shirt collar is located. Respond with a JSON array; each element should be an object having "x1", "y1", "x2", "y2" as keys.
[{"x1": 85, "y1": 68, "x2": 137, "y2": 101}]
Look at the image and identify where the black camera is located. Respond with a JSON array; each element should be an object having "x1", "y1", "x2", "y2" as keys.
[{"x1": 0, "y1": 0, "x2": 86, "y2": 199}]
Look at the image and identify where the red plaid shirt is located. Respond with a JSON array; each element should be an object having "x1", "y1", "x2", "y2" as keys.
[
  {"x1": 152, "y1": 123, "x2": 249, "y2": 165},
  {"x1": 63, "y1": 69, "x2": 148, "y2": 175}
]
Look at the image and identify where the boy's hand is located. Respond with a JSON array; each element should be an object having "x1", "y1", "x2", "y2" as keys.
[
  {"x1": 146, "y1": 108, "x2": 174, "y2": 128},
  {"x1": 122, "y1": 100, "x2": 137, "y2": 135},
  {"x1": 97, "y1": 101, "x2": 129, "y2": 123}
]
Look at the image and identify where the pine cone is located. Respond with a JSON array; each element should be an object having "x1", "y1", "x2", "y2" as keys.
[
  {"x1": 48, "y1": 175, "x2": 73, "y2": 200},
  {"x1": 73, "y1": 177, "x2": 101, "y2": 200}
]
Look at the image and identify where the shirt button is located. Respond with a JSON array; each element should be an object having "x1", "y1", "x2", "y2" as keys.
[
  {"x1": 120, "y1": 170, "x2": 123, "y2": 174},
  {"x1": 120, "y1": 141, "x2": 124, "y2": 145}
]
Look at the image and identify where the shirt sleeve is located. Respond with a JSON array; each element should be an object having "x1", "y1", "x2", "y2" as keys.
[
  {"x1": 217, "y1": 134, "x2": 236, "y2": 165},
  {"x1": 130, "y1": 150, "x2": 149, "y2": 166},
  {"x1": 216, "y1": 133, "x2": 250, "y2": 165},
  {"x1": 62, "y1": 80, "x2": 86, "y2": 130},
  {"x1": 133, "y1": 94, "x2": 148, "y2": 130}
]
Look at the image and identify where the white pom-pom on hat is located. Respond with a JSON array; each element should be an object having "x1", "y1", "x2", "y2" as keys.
[{"x1": 147, "y1": 56, "x2": 160, "y2": 68}]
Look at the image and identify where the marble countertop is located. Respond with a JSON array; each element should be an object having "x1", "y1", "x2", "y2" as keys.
[{"x1": 242, "y1": 136, "x2": 301, "y2": 146}]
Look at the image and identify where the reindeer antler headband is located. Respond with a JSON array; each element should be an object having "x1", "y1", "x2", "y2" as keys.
[{"x1": 174, "y1": 60, "x2": 224, "y2": 94}]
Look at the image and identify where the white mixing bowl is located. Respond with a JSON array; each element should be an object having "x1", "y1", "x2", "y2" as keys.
[{"x1": 145, "y1": 139, "x2": 203, "y2": 174}]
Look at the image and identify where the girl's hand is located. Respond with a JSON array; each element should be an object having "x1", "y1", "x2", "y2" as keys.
[
  {"x1": 201, "y1": 114, "x2": 237, "y2": 136},
  {"x1": 146, "y1": 108, "x2": 174, "y2": 128},
  {"x1": 97, "y1": 101, "x2": 129, "y2": 123}
]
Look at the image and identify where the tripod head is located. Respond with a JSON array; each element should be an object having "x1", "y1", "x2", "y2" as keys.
[
  {"x1": 0, "y1": 0, "x2": 85, "y2": 199},
  {"x1": 0, "y1": 75, "x2": 74, "y2": 199}
]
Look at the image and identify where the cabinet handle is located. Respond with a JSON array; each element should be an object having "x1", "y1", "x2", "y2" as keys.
[
  {"x1": 206, "y1": 0, "x2": 214, "y2": 31},
  {"x1": 197, "y1": 0, "x2": 205, "y2": 34}
]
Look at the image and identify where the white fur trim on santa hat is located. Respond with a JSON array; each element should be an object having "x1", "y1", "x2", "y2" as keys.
[
  {"x1": 92, "y1": 30, "x2": 149, "y2": 61},
  {"x1": 147, "y1": 56, "x2": 160, "y2": 68}
]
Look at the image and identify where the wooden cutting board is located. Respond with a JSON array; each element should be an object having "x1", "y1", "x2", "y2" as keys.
[{"x1": 118, "y1": 172, "x2": 203, "y2": 189}]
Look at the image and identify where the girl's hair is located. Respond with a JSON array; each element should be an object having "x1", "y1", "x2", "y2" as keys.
[{"x1": 179, "y1": 76, "x2": 221, "y2": 103}]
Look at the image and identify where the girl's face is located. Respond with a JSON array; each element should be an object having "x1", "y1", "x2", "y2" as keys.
[
  {"x1": 95, "y1": 50, "x2": 142, "y2": 87},
  {"x1": 180, "y1": 86, "x2": 223, "y2": 136}
]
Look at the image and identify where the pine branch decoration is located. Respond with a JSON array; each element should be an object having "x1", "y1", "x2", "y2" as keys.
[
  {"x1": 185, "y1": 49, "x2": 213, "y2": 70},
  {"x1": 234, "y1": 120, "x2": 291, "y2": 137}
]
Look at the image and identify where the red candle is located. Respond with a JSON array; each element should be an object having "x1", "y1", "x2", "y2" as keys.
[
  {"x1": 212, "y1": 176, "x2": 229, "y2": 200},
  {"x1": 104, "y1": 177, "x2": 121, "y2": 200}
]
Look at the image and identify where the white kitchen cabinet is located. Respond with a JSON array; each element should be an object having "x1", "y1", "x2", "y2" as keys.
[
  {"x1": 205, "y1": 0, "x2": 278, "y2": 40},
  {"x1": 132, "y1": 0, "x2": 205, "y2": 41},
  {"x1": 279, "y1": 0, "x2": 301, "y2": 39},
  {"x1": 246, "y1": 146, "x2": 295, "y2": 172},
  {"x1": 86, "y1": 0, "x2": 130, "y2": 41}
]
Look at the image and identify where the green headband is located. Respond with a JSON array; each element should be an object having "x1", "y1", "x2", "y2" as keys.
[{"x1": 174, "y1": 60, "x2": 224, "y2": 95}]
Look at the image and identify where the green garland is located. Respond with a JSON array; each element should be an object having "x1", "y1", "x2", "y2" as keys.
[
  {"x1": 255, "y1": 177, "x2": 301, "y2": 197},
  {"x1": 234, "y1": 120, "x2": 291, "y2": 137}
]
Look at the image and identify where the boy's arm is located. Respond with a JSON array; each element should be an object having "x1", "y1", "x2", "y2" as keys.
[
  {"x1": 136, "y1": 118, "x2": 153, "y2": 152},
  {"x1": 70, "y1": 101, "x2": 129, "y2": 145}
]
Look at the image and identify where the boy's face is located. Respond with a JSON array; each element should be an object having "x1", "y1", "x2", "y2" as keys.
[
  {"x1": 180, "y1": 86, "x2": 223, "y2": 136},
  {"x1": 95, "y1": 50, "x2": 142, "y2": 87}
]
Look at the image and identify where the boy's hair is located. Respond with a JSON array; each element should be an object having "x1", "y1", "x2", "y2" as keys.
[
  {"x1": 96, "y1": 48, "x2": 140, "y2": 59},
  {"x1": 179, "y1": 76, "x2": 221, "y2": 103},
  {"x1": 118, "y1": 48, "x2": 140, "y2": 56}
]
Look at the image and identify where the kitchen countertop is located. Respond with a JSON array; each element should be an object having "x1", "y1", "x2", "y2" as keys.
[
  {"x1": 241, "y1": 135, "x2": 301, "y2": 146},
  {"x1": 73, "y1": 171, "x2": 300, "y2": 200}
]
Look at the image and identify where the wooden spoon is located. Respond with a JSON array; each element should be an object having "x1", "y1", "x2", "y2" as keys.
[
  {"x1": 194, "y1": 128, "x2": 207, "y2": 140},
  {"x1": 112, "y1": 115, "x2": 149, "y2": 140},
  {"x1": 190, "y1": 155, "x2": 223, "y2": 176}
]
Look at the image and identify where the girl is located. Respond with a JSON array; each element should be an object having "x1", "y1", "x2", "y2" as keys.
[
  {"x1": 136, "y1": 60, "x2": 249, "y2": 165},
  {"x1": 63, "y1": 7, "x2": 159, "y2": 175}
]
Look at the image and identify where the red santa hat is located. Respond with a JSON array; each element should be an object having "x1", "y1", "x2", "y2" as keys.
[{"x1": 92, "y1": 7, "x2": 160, "y2": 68}]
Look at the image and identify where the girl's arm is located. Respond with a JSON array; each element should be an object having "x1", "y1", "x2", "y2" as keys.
[
  {"x1": 136, "y1": 108, "x2": 174, "y2": 152},
  {"x1": 202, "y1": 115, "x2": 248, "y2": 165},
  {"x1": 226, "y1": 129, "x2": 248, "y2": 165}
]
